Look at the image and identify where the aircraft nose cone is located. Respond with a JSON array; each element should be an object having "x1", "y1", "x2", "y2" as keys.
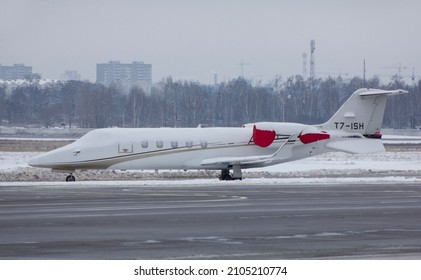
[
  {"x1": 28, "y1": 155, "x2": 41, "y2": 167},
  {"x1": 28, "y1": 153, "x2": 52, "y2": 168}
]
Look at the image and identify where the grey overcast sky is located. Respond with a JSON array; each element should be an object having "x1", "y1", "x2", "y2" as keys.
[{"x1": 1, "y1": 0, "x2": 420, "y2": 84}]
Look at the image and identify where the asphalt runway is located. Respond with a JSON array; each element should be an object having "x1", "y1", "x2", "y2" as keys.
[{"x1": 1, "y1": 182, "x2": 421, "y2": 259}]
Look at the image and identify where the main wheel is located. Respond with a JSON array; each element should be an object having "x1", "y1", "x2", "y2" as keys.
[
  {"x1": 219, "y1": 169, "x2": 233, "y2": 181},
  {"x1": 219, "y1": 174, "x2": 233, "y2": 180},
  {"x1": 66, "y1": 175, "x2": 76, "y2": 182}
]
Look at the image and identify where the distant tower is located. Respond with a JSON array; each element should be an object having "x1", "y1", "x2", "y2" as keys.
[
  {"x1": 363, "y1": 59, "x2": 366, "y2": 87},
  {"x1": 310, "y1": 40, "x2": 316, "y2": 80},
  {"x1": 302, "y1": 53, "x2": 307, "y2": 79},
  {"x1": 237, "y1": 60, "x2": 250, "y2": 77}
]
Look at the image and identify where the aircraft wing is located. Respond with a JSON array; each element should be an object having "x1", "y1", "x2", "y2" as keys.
[
  {"x1": 201, "y1": 154, "x2": 274, "y2": 167},
  {"x1": 201, "y1": 135, "x2": 294, "y2": 168}
]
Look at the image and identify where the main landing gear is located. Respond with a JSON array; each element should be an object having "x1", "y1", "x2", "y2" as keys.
[
  {"x1": 219, "y1": 166, "x2": 243, "y2": 181},
  {"x1": 66, "y1": 174, "x2": 76, "y2": 182}
]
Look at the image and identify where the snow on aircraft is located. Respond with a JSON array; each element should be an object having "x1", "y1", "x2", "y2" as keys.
[{"x1": 29, "y1": 88, "x2": 407, "y2": 181}]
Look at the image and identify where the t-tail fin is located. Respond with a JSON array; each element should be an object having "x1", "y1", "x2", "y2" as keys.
[{"x1": 320, "y1": 88, "x2": 408, "y2": 137}]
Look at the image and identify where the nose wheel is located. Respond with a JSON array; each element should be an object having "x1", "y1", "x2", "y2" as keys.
[{"x1": 66, "y1": 174, "x2": 76, "y2": 182}]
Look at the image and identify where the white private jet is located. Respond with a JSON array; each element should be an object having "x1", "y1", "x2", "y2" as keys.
[{"x1": 29, "y1": 88, "x2": 407, "y2": 181}]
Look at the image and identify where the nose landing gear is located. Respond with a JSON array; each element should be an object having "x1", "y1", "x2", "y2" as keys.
[{"x1": 66, "y1": 174, "x2": 76, "y2": 182}]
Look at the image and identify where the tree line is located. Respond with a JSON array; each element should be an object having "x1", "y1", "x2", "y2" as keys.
[{"x1": 0, "y1": 75, "x2": 420, "y2": 129}]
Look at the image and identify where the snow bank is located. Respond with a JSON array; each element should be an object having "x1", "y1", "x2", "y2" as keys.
[{"x1": 1, "y1": 150, "x2": 421, "y2": 183}]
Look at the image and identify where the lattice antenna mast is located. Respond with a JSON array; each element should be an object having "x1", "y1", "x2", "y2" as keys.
[
  {"x1": 237, "y1": 60, "x2": 250, "y2": 77},
  {"x1": 363, "y1": 59, "x2": 366, "y2": 87},
  {"x1": 310, "y1": 40, "x2": 316, "y2": 80},
  {"x1": 302, "y1": 53, "x2": 307, "y2": 79}
]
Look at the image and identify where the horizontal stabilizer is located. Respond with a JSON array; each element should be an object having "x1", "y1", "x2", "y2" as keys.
[
  {"x1": 358, "y1": 89, "x2": 408, "y2": 97},
  {"x1": 326, "y1": 139, "x2": 385, "y2": 154}
]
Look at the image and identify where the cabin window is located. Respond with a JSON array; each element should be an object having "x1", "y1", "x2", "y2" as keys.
[
  {"x1": 200, "y1": 141, "x2": 207, "y2": 149},
  {"x1": 186, "y1": 141, "x2": 193, "y2": 148},
  {"x1": 156, "y1": 140, "x2": 163, "y2": 148},
  {"x1": 141, "y1": 140, "x2": 148, "y2": 148},
  {"x1": 171, "y1": 141, "x2": 178, "y2": 149}
]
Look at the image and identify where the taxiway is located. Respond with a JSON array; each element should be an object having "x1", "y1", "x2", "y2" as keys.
[{"x1": 1, "y1": 182, "x2": 421, "y2": 259}]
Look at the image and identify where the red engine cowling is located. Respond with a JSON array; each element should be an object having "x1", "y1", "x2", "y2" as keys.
[
  {"x1": 252, "y1": 125, "x2": 276, "y2": 147},
  {"x1": 299, "y1": 132, "x2": 330, "y2": 144}
]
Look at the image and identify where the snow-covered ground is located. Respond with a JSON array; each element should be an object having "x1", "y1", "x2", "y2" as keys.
[
  {"x1": 253, "y1": 151, "x2": 421, "y2": 173},
  {"x1": 0, "y1": 152, "x2": 39, "y2": 171},
  {"x1": 1, "y1": 150, "x2": 421, "y2": 184},
  {"x1": 382, "y1": 135, "x2": 421, "y2": 144}
]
